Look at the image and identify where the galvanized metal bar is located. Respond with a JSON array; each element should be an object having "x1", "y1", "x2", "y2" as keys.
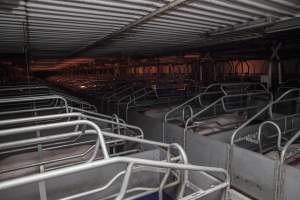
[{"x1": 257, "y1": 120, "x2": 283, "y2": 153}]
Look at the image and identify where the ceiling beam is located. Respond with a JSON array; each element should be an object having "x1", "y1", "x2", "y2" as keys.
[{"x1": 68, "y1": 0, "x2": 192, "y2": 57}]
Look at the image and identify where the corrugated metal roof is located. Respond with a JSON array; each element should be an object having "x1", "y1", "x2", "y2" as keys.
[{"x1": 0, "y1": 0, "x2": 299, "y2": 58}]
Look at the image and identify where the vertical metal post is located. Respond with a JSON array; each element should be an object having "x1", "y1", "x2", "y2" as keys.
[
  {"x1": 159, "y1": 146, "x2": 171, "y2": 200},
  {"x1": 278, "y1": 61, "x2": 282, "y2": 84},
  {"x1": 199, "y1": 64, "x2": 203, "y2": 81},
  {"x1": 34, "y1": 104, "x2": 48, "y2": 200},
  {"x1": 22, "y1": 0, "x2": 32, "y2": 86},
  {"x1": 245, "y1": 60, "x2": 251, "y2": 75},
  {"x1": 213, "y1": 62, "x2": 217, "y2": 81},
  {"x1": 268, "y1": 61, "x2": 272, "y2": 89},
  {"x1": 116, "y1": 163, "x2": 134, "y2": 200},
  {"x1": 270, "y1": 42, "x2": 282, "y2": 87},
  {"x1": 157, "y1": 59, "x2": 160, "y2": 81}
]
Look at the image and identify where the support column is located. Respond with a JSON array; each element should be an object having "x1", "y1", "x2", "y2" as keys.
[
  {"x1": 199, "y1": 64, "x2": 203, "y2": 81},
  {"x1": 268, "y1": 61, "x2": 272, "y2": 89},
  {"x1": 278, "y1": 62, "x2": 282, "y2": 84},
  {"x1": 213, "y1": 62, "x2": 217, "y2": 82},
  {"x1": 201, "y1": 52, "x2": 214, "y2": 82},
  {"x1": 269, "y1": 42, "x2": 282, "y2": 88}
]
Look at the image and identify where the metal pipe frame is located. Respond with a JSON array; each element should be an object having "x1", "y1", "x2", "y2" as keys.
[
  {"x1": 0, "y1": 104, "x2": 134, "y2": 150},
  {"x1": 163, "y1": 82, "x2": 268, "y2": 143},
  {"x1": 0, "y1": 106, "x2": 67, "y2": 117},
  {"x1": 0, "y1": 93, "x2": 127, "y2": 134},
  {"x1": 53, "y1": 91, "x2": 97, "y2": 112},
  {"x1": 181, "y1": 91, "x2": 271, "y2": 149},
  {"x1": 101, "y1": 84, "x2": 131, "y2": 102},
  {"x1": 117, "y1": 87, "x2": 149, "y2": 117},
  {"x1": 0, "y1": 99, "x2": 113, "y2": 128},
  {"x1": 105, "y1": 86, "x2": 135, "y2": 110},
  {"x1": 276, "y1": 79, "x2": 300, "y2": 95},
  {"x1": 165, "y1": 82, "x2": 267, "y2": 123},
  {"x1": 120, "y1": 85, "x2": 196, "y2": 121},
  {"x1": 0, "y1": 85, "x2": 97, "y2": 112},
  {"x1": 202, "y1": 82, "x2": 267, "y2": 94},
  {"x1": 220, "y1": 91, "x2": 272, "y2": 113},
  {"x1": 182, "y1": 104, "x2": 194, "y2": 123},
  {"x1": 0, "y1": 95, "x2": 69, "y2": 114},
  {"x1": 278, "y1": 130, "x2": 300, "y2": 199},
  {"x1": 227, "y1": 89, "x2": 300, "y2": 199},
  {"x1": 0, "y1": 109, "x2": 231, "y2": 200},
  {"x1": 69, "y1": 106, "x2": 125, "y2": 124},
  {"x1": 0, "y1": 154, "x2": 230, "y2": 200},
  {"x1": 71, "y1": 165, "x2": 181, "y2": 200},
  {"x1": 0, "y1": 115, "x2": 172, "y2": 195},
  {"x1": 0, "y1": 112, "x2": 144, "y2": 154},
  {"x1": 233, "y1": 113, "x2": 300, "y2": 145},
  {"x1": 257, "y1": 121, "x2": 283, "y2": 154},
  {"x1": 0, "y1": 85, "x2": 51, "y2": 97},
  {"x1": 123, "y1": 88, "x2": 155, "y2": 120},
  {"x1": 0, "y1": 109, "x2": 149, "y2": 177},
  {"x1": 0, "y1": 120, "x2": 105, "y2": 176},
  {"x1": 280, "y1": 130, "x2": 300, "y2": 165},
  {"x1": 231, "y1": 88, "x2": 300, "y2": 145}
]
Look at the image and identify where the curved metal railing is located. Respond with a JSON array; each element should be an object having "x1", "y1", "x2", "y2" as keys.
[
  {"x1": 0, "y1": 112, "x2": 144, "y2": 156},
  {"x1": 0, "y1": 117, "x2": 230, "y2": 200},
  {"x1": 0, "y1": 119, "x2": 107, "y2": 175},
  {"x1": 257, "y1": 121, "x2": 283, "y2": 154}
]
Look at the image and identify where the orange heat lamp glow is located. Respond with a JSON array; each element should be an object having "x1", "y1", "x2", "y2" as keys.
[{"x1": 32, "y1": 57, "x2": 95, "y2": 72}]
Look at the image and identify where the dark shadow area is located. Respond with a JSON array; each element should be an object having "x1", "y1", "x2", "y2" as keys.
[{"x1": 0, "y1": 0, "x2": 21, "y2": 12}]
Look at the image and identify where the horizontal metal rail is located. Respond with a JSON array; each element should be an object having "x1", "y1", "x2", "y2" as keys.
[
  {"x1": 0, "y1": 85, "x2": 47, "y2": 95},
  {"x1": 0, "y1": 156, "x2": 229, "y2": 200},
  {"x1": 0, "y1": 94, "x2": 125, "y2": 133},
  {"x1": 0, "y1": 119, "x2": 108, "y2": 158},
  {"x1": 0, "y1": 95, "x2": 69, "y2": 113},
  {"x1": 0, "y1": 106, "x2": 67, "y2": 117},
  {"x1": 0, "y1": 104, "x2": 134, "y2": 146},
  {"x1": 0, "y1": 85, "x2": 97, "y2": 111},
  {"x1": 0, "y1": 85, "x2": 97, "y2": 112},
  {"x1": 0, "y1": 112, "x2": 144, "y2": 142}
]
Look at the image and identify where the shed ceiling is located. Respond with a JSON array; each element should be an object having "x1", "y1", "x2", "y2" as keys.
[{"x1": 0, "y1": 0, "x2": 299, "y2": 59}]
